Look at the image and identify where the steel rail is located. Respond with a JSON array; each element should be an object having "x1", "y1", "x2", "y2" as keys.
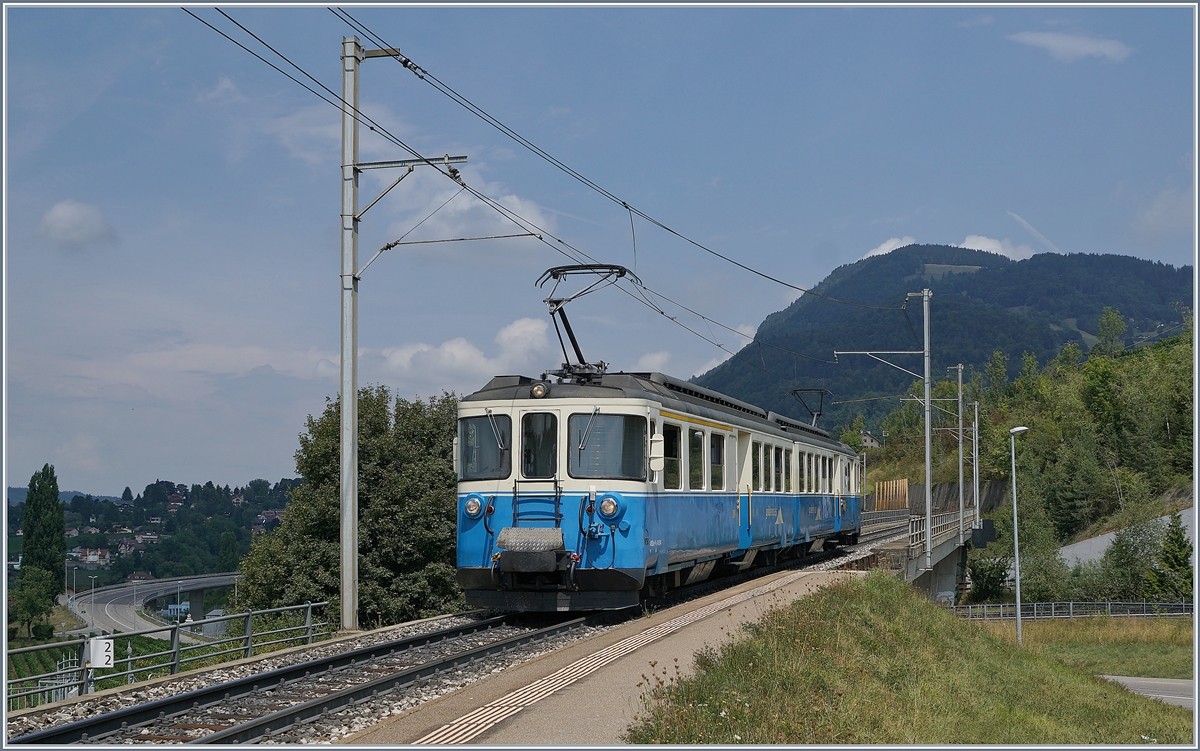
[
  {"x1": 189, "y1": 614, "x2": 597, "y2": 744},
  {"x1": 7, "y1": 614, "x2": 513, "y2": 745}
]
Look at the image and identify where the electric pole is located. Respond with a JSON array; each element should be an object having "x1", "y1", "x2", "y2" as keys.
[
  {"x1": 832, "y1": 287, "x2": 933, "y2": 570},
  {"x1": 949, "y1": 363, "x2": 963, "y2": 543},
  {"x1": 339, "y1": 36, "x2": 361, "y2": 634},
  {"x1": 972, "y1": 400, "x2": 980, "y2": 527},
  {"x1": 916, "y1": 289, "x2": 933, "y2": 570},
  {"x1": 338, "y1": 37, "x2": 467, "y2": 631}
]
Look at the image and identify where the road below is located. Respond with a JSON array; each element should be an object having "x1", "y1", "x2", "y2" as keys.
[
  {"x1": 1102, "y1": 675, "x2": 1194, "y2": 710},
  {"x1": 68, "y1": 574, "x2": 237, "y2": 640}
]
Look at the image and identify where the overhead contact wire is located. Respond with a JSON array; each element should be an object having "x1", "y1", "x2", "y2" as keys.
[
  {"x1": 191, "y1": 9, "x2": 823, "y2": 393},
  {"x1": 330, "y1": 7, "x2": 905, "y2": 312}
]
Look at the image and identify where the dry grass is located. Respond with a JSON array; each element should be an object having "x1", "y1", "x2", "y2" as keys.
[
  {"x1": 982, "y1": 616, "x2": 1194, "y2": 679},
  {"x1": 624, "y1": 572, "x2": 1193, "y2": 744},
  {"x1": 982, "y1": 614, "x2": 1193, "y2": 647}
]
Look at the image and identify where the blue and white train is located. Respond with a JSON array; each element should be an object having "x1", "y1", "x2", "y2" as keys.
[{"x1": 454, "y1": 370, "x2": 862, "y2": 611}]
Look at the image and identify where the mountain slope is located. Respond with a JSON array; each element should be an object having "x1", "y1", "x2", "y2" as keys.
[{"x1": 694, "y1": 245, "x2": 1191, "y2": 431}]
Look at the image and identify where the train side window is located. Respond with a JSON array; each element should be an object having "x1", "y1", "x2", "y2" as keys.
[
  {"x1": 752, "y1": 441, "x2": 762, "y2": 492},
  {"x1": 805, "y1": 453, "x2": 813, "y2": 493},
  {"x1": 521, "y1": 412, "x2": 557, "y2": 479},
  {"x1": 710, "y1": 433, "x2": 725, "y2": 491},
  {"x1": 784, "y1": 448, "x2": 793, "y2": 493},
  {"x1": 773, "y1": 446, "x2": 783, "y2": 493},
  {"x1": 688, "y1": 429, "x2": 705, "y2": 491},
  {"x1": 663, "y1": 424, "x2": 682, "y2": 490}
]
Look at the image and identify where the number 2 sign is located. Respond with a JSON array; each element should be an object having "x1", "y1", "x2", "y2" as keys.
[{"x1": 89, "y1": 637, "x2": 114, "y2": 669}]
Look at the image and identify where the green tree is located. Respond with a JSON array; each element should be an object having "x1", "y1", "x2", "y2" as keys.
[
  {"x1": 984, "y1": 350, "x2": 1009, "y2": 397},
  {"x1": 1097, "y1": 520, "x2": 1164, "y2": 601},
  {"x1": 839, "y1": 415, "x2": 865, "y2": 453},
  {"x1": 238, "y1": 387, "x2": 463, "y2": 626},
  {"x1": 12, "y1": 566, "x2": 56, "y2": 637},
  {"x1": 1094, "y1": 306, "x2": 1127, "y2": 356},
  {"x1": 22, "y1": 464, "x2": 66, "y2": 598},
  {"x1": 1144, "y1": 512, "x2": 1193, "y2": 603},
  {"x1": 121, "y1": 486, "x2": 134, "y2": 504},
  {"x1": 217, "y1": 530, "x2": 240, "y2": 572}
]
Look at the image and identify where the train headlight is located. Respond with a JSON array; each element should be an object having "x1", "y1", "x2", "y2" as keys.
[
  {"x1": 464, "y1": 497, "x2": 484, "y2": 518},
  {"x1": 598, "y1": 496, "x2": 620, "y2": 518},
  {"x1": 530, "y1": 381, "x2": 549, "y2": 398}
]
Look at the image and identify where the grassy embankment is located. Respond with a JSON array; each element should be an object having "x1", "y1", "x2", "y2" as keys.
[
  {"x1": 625, "y1": 571, "x2": 1193, "y2": 744},
  {"x1": 983, "y1": 616, "x2": 1194, "y2": 680}
]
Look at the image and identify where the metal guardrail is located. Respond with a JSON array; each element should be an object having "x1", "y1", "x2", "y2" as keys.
[
  {"x1": 6, "y1": 601, "x2": 329, "y2": 711},
  {"x1": 949, "y1": 601, "x2": 1194, "y2": 621},
  {"x1": 909, "y1": 508, "x2": 977, "y2": 550},
  {"x1": 862, "y1": 508, "x2": 909, "y2": 526}
]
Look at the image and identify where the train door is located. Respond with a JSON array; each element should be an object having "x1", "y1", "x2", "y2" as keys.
[
  {"x1": 736, "y1": 430, "x2": 752, "y2": 549},
  {"x1": 833, "y1": 455, "x2": 842, "y2": 532},
  {"x1": 514, "y1": 409, "x2": 561, "y2": 528}
]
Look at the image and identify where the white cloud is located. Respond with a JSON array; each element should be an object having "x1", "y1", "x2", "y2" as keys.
[
  {"x1": 955, "y1": 235, "x2": 1035, "y2": 260},
  {"x1": 636, "y1": 351, "x2": 671, "y2": 372},
  {"x1": 377, "y1": 317, "x2": 554, "y2": 394},
  {"x1": 260, "y1": 105, "x2": 340, "y2": 165},
  {"x1": 1132, "y1": 188, "x2": 1195, "y2": 242},
  {"x1": 36, "y1": 199, "x2": 118, "y2": 247},
  {"x1": 196, "y1": 75, "x2": 244, "y2": 104},
  {"x1": 863, "y1": 236, "x2": 916, "y2": 259},
  {"x1": 1007, "y1": 31, "x2": 1132, "y2": 63}
]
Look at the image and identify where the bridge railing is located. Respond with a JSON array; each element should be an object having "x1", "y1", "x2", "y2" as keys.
[
  {"x1": 909, "y1": 508, "x2": 977, "y2": 550},
  {"x1": 948, "y1": 601, "x2": 1193, "y2": 621},
  {"x1": 861, "y1": 508, "x2": 909, "y2": 527},
  {"x1": 6, "y1": 601, "x2": 330, "y2": 711}
]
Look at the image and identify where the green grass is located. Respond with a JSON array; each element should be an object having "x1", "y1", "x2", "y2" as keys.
[
  {"x1": 982, "y1": 616, "x2": 1194, "y2": 679},
  {"x1": 624, "y1": 571, "x2": 1193, "y2": 744}
]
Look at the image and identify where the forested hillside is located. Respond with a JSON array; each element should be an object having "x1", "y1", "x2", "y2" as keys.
[
  {"x1": 695, "y1": 246, "x2": 1191, "y2": 432},
  {"x1": 860, "y1": 318, "x2": 1193, "y2": 604}
]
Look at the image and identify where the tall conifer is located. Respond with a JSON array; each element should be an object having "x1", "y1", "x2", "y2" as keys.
[{"x1": 23, "y1": 464, "x2": 66, "y2": 599}]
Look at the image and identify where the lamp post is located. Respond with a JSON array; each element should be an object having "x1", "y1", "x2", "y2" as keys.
[
  {"x1": 1009, "y1": 426, "x2": 1029, "y2": 645},
  {"x1": 88, "y1": 575, "x2": 98, "y2": 631},
  {"x1": 72, "y1": 566, "x2": 78, "y2": 613}
]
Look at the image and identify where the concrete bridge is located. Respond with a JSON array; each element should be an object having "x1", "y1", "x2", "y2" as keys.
[{"x1": 874, "y1": 507, "x2": 978, "y2": 603}]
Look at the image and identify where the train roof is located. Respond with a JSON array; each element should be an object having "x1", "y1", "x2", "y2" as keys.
[{"x1": 462, "y1": 371, "x2": 851, "y2": 453}]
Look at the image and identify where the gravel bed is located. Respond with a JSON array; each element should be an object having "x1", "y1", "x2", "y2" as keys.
[
  {"x1": 5, "y1": 613, "x2": 483, "y2": 740},
  {"x1": 259, "y1": 622, "x2": 617, "y2": 745}
]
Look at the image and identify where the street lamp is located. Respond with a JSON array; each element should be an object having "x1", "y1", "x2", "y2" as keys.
[
  {"x1": 1009, "y1": 426, "x2": 1029, "y2": 645},
  {"x1": 88, "y1": 575, "x2": 99, "y2": 631}
]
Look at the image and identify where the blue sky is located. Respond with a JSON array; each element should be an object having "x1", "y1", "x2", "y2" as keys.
[{"x1": 4, "y1": 4, "x2": 1195, "y2": 496}]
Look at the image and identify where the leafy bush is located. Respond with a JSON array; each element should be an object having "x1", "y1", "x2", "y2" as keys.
[{"x1": 238, "y1": 387, "x2": 464, "y2": 626}]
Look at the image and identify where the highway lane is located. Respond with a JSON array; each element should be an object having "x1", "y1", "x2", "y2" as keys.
[
  {"x1": 1102, "y1": 675, "x2": 1194, "y2": 710},
  {"x1": 69, "y1": 574, "x2": 238, "y2": 640}
]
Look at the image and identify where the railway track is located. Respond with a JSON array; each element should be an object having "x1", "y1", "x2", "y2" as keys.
[
  {"x1": 9, "y1": 520, "x2": 906, "y2": 745},
  {"x1": 8, "y1": 613, "x2": 606, "y2": 745}
]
